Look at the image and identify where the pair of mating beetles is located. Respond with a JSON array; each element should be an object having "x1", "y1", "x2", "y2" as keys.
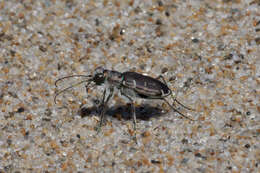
[{"x1": 55, "y1": 67, "x2": 195, "y2": 142}]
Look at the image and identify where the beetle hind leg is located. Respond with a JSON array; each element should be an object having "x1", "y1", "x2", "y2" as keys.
[
  {"x1": 163, "y1": 98, "x2": 195, "y2": 121},
  {"x1": 156, "y1": 75, "x2": 168, "y2": 84},
  {"x1": 157, "y1": 75, "x2": 178, "y2": 105},
  {"x1": 157, "y1": 75, "x2": 195, "y2": 111}
]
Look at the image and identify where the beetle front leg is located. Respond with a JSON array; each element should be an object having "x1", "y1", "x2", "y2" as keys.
[
  {"x1": 96, "y1": 88, "x2": 114, "y2": 133},
  {"x1": 85, "y1": 80, "x2": 93, "y2": 93},
  {"x1": 95, "y1": 89, "x2": 106, "y2": 133}
]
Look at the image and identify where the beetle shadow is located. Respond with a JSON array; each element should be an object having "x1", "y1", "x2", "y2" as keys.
[{"x1": 79, "y1": 104, "x2": 167, "y2": 121}]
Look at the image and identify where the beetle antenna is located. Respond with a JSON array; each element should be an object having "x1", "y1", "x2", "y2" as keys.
[
  {"x1": 55, "y1": 75, "x2": 92, "y2": 87},
  {"x1": 163, "y1": 98, "x2": 195, "y2": 121},
  {"x1": 54, "y1": 79, "x2": 92, "y2": 104}
]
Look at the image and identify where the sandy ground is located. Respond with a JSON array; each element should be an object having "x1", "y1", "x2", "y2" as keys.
[{"x1": 0, "y1": 0, "x2": 259, "y2": 172}]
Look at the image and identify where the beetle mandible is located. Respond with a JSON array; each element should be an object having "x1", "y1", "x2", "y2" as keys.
[{"x1": 55, "y1": 67, "x2": 195, "y2": 142}]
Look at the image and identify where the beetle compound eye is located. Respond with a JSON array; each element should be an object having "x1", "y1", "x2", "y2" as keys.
[{"x1": 93, "y1": 74, "x2": 105, "y2": 85}]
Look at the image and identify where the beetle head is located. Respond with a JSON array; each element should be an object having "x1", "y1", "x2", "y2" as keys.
[{"x1": 92, "y1": 67, "x2": 107, "y2": 85}]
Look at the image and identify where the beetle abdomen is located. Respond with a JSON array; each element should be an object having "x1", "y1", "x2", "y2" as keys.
[{"x1": 122, "y1": 72, "x2": 171, "y2": 99}]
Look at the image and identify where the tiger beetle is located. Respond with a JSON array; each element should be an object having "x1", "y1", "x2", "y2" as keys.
[{"x1": 54, "y1": 67, "x2": 195, "y2": 143}]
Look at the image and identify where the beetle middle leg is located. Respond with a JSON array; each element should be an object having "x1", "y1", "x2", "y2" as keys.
[{"x1": 120, "y1": 89, "x2": 137, "y2": 143}]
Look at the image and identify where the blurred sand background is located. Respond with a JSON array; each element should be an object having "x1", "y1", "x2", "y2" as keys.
[{"x1": 0, "y1": 0, "x2": 259, "y2": 172}]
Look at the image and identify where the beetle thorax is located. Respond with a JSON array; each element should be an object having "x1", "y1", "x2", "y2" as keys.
[{"x1": 106, "y1": 70, "x2": 123, "y2": 87}]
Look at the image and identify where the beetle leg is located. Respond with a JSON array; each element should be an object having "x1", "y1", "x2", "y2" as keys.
[
  {"x1": 95, "y1": 89, "x2": 106, "y2": 132},
  {"x1": 173, "y1": 98, "x2": 195, "y2": 111},
  {"x1": 170, "y1": 88, "x2": 195, "y2": 111},
  {"x1": 96, "y1": 88, "x2": 114, "y2": 133},
  {"x1": 163, "y1": 98, "x2": 195, "y2": 121},
  {"x1": 85, "y1": 80, "x2": 92, "y2": 93},
  {"x1": 156, "y1": 75, "x2": 168, "y2": 85},
  {"x1": 157, "y1": 75, "x2": 178, "y2": 104},
  {"x1": 156, "y1": 75, "x2": 178, "y2": 106},
  {"x1": 157, "y1": 75, "x2": 195, "y2": 111},
  {"x1": 120, "y1": 91, "x2": 137, "y2": 143}
]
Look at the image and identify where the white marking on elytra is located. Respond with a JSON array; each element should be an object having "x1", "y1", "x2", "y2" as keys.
[
  {"x1": 161, "y1": 89, "x2": 164, "y2": 95},
  {"x1": 161, "y1": 89, "x2": 169, "y2": 97},
  {"x1": 133, "y1": 80, "x2": 136, "y2": 88},
  {"x1": 144, "y1": 82, "x2": 147, "y2": 87}
]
